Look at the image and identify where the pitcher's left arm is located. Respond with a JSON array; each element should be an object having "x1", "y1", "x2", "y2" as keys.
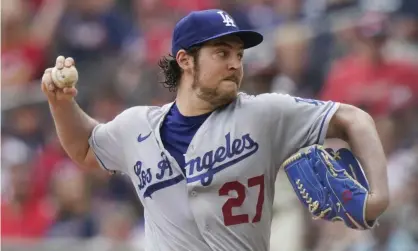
[{"x1": 326, "y1": 103, "x2": 389, "y2": 221}]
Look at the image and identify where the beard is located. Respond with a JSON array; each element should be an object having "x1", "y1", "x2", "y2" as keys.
[{"x1": 191, "y1": 65, "x2": 239, "y2": 108}]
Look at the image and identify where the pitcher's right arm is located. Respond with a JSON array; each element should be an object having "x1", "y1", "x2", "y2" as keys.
[{"x1": 42, "y1": 56, "x2": 100, "y2": 169}]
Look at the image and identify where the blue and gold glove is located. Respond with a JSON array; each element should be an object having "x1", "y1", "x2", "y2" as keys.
[{"x1": 281, "y1": 145, "x2": 377, "y2": 230}]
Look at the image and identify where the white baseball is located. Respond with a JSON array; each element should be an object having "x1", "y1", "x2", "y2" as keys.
[{"x1": 51, "y1": 66, "x2": 78, "y2": 88}]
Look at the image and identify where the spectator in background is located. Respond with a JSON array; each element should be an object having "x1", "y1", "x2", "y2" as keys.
[
  {"x1": 46, "y1": 165, "x2": 98, "y2": 238},
  {"x1": 54, "y1": 0, "x2": 134, "y2": 63},
  {"x1": 88, "y1": 91, "x2": 125, "y2": 123},
  {"x1": 270, "y1": 22, "x2": 314, "y2": 96},
  {"x1": 320, "y1": 12, "x2": 418, "y2": 118},
  {"x1": 1, "y1": 136, "x2": 32, "y2": 195},
  {"x1": 1, "y1": 0, "x2": 66, "y2": 87},
  {"x1": 244, "y1": 0, "x2": 304, "y2": 31},
  {"x1": 2, "y1": 105, "x2": 46, "y2": 151},
  {"x1": 110, "y1": 0, "x2": 172, "y2": 106},
  {"x1": 1, "y1": 160, "x2": 55, "y2": 238},
  {"x1": 346, "y1": 211, "x2": 417, "y2": 251},
  {"x1": 30, "y1": 134, "x2": 71, "y2": 201},
  {"x1": 87, "y1": 202, "x2": 139, "y2": 251},
  {"x1": 269, "y1": 172, "x2": 305, "y2": 251},
  {"x1": 384, "y1": 0, "x2": 418, "y2": 65},
  {"x1": 164, "y1": 0, "x2": 218, "y2": 15},
  {"x1": 398, "y1": 165, "x2": 418, "y2": 246},
  {"x1": 1, "y1": 109, "x2": 52, "y2": 238},
  {"x1": 241, "y1": 0, "x2": 279, "y2": 31}
]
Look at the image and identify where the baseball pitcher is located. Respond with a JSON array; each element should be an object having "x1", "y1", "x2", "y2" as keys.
[{"x1": 42, "y1": 9, "x2": 389, "y2": 251}]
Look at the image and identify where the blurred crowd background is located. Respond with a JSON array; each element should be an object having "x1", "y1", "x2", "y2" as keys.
[{"x1": 2, "y1": 0, "x2": 418, "y2": 250}]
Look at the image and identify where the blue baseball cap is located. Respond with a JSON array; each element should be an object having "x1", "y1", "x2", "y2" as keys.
[{"x1": 171, "y1": 9, "x2": 263, "y2": 56}]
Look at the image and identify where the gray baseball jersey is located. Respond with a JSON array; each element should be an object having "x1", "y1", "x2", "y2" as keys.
[{"x1": 88, "y1": 92, "x2": 339, "y2": 251}]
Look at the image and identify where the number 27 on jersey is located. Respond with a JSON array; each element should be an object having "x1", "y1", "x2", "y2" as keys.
[{"x1": 219, "y1": 174, "x2": 265, "y2": 226}]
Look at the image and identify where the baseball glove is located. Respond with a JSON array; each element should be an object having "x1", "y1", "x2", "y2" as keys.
[{"x1": 281, "y1": 145, "x2": 377, "y2": 230}]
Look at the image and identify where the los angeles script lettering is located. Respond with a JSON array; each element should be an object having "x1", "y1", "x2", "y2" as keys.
[{"x1": 134, "y1": 132, "x2": 259, "y2": 197}]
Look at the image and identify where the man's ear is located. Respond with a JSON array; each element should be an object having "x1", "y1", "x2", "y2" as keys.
[{"x1": 176, "y1": 50, "x2": 193, "y2": 71}]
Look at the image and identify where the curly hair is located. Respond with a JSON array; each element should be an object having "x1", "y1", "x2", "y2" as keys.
[{"x1": 158, "y1": 46, "x2": 201, "y2": 92}]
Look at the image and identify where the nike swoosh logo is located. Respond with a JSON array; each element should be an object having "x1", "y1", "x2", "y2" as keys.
[{"x1": 137, "y1": 132, "x2": 152, "y2": 142}]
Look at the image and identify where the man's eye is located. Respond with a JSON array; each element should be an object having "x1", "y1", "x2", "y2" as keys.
[
  {"x1": 238, "y1": 53, "x2": 243, "y2": 60},
  {"x1": 217, "y1": 51, "x2": 227, "y2": 57}
]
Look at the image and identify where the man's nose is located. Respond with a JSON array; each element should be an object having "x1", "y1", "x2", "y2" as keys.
[{"x1": 228, "y1": 55, "x2": 242, "y2": 70}]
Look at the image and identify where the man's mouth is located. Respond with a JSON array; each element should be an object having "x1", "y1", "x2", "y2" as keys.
[{"x1": 223, "y1": 76, "x2": 238, "y2": 85}]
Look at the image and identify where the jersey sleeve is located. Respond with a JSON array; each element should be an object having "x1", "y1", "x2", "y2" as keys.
[
  {"x1": 88, "y1": 107, "x2": 139, "y2": 173},
  {"x1": 256, "y1": 93, "x2": 340, "y2": 164}
]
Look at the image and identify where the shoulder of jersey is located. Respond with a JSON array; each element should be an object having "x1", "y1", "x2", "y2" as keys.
[
  {"x1": 237, "y1": 92, "x2": 289, "y2": 104},
  {"x1": 114, "y1": 106, "x2": 149, "y2": 123},
  {"x1": 118, "y1": 104, "x2": 170, "y2": 117},
  {"x1": 120, "y1": 106, "x2": 147, "y2": 116}
]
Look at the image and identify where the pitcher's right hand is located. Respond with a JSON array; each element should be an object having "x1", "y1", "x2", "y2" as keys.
[{"x1": 41, "y1": 56, "x2": 78, "y2": 104}]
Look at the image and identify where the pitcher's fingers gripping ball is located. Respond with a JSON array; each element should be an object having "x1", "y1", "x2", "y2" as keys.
[
  {"x1": 41, "y1": 56, "x2": 79, "y2": 100},
  {"x1": 282, "y1": 145, "x2": 377, "y2": 230},
  {"x1": 51, "y1": 56, "x2": 78, "y2": 89},
  {"x1": 42, "y1": 68, "x2": 55, "y2": 92}
]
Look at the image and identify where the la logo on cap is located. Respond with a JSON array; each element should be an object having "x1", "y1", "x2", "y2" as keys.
[{"x1": 217, "y1": 11, "x2": 236, "y2": 27}]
